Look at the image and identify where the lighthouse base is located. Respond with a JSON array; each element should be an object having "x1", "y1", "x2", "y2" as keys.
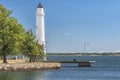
[{"x1": 42, "y1": 56, "x2": 47, "y2": 61}]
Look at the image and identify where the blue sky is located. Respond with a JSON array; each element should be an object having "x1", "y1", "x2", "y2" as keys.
[{"x1": 1, "y1": 0, "x2": 120, "y2": 53}]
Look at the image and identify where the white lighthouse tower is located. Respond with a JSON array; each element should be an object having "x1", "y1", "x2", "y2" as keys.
[{"x1": 36, "y1": 3, "x2": 46, "y2": 60}]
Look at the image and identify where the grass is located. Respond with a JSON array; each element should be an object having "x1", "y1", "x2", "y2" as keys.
[{"x1": 0, "y1": 59, "x2": 25, "y2": 64}]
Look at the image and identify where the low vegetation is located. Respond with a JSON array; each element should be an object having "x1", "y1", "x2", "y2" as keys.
[{"x1": 47, "y1": 52, "x2": 120, "y2": 56}]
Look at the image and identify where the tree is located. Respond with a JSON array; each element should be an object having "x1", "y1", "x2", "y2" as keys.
[
  {"x1": 22, "y1": 30, "x2": 44, "y2": 62},
  {"x1": 0, "y1": 4, "x2": 25, "y2": 63}
]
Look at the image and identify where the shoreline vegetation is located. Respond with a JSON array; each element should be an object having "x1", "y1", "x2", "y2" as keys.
[{"x1": 47, "y1": 53, "x2": 120, "y2": 56}]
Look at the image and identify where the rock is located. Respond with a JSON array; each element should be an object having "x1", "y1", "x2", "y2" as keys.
[{"x1": 0, "y1": 62, "x2": 61, "y2": 72}]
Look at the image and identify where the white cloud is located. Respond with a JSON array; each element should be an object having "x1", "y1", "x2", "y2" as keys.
[{"x1": 64, "y1": 33, "x2": 70, "y2": 36}]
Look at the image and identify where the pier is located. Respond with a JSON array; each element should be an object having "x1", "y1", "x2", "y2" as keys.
[
  {"x1": 60, "y1": 60, "x2": 95, "y2": 67},
  {"x1": 41, "y1": 60, "x2": 95, "y2": 67}
]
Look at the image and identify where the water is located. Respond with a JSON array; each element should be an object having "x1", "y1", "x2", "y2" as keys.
[{"x1": 0, "y1": 56, "x2": 120, "y2": 80}]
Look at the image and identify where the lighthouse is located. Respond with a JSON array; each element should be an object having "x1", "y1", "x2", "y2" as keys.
[{"x1": 36, "y1": 3, "x2": 46, "y2": 60}]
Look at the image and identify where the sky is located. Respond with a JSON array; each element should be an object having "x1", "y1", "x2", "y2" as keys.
[{"x1": 1, "y1": 0, "x2": 120, "y2": 53}]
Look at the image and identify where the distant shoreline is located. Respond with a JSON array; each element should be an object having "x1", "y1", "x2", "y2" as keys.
[{"x1": 47, "y1": 53, "x2": 120, "y2": 56}]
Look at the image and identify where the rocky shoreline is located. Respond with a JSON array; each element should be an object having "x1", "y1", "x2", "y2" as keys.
[{"x1": 0, "y1": 62, "x2": 61, "y2": 71}]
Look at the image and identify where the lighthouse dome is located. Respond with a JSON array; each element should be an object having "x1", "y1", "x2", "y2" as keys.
[{"x1": 37, "y1": 2, "x2": 43, "y2": 8}]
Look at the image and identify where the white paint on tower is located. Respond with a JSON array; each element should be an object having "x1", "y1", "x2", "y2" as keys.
[{"x1": 36, "y1": 3, "x2": 46, "y2": 60}]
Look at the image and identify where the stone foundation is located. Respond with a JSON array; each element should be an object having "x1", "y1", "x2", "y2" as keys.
[{"x1": 0, "y1": 62, "x2": 61, "y2": 71}]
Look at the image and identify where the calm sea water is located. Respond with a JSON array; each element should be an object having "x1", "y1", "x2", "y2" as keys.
[{"x1": 0, "y1": 56, "x2": 120, "y2": 80}]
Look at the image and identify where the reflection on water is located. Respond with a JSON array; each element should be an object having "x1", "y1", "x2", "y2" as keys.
[
  {"x1": 0, "y1": 71, "x2": 47, "y2": 80},
  {"x1": 0, "y1": 56, "x2": 120, "y2": 80}
]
